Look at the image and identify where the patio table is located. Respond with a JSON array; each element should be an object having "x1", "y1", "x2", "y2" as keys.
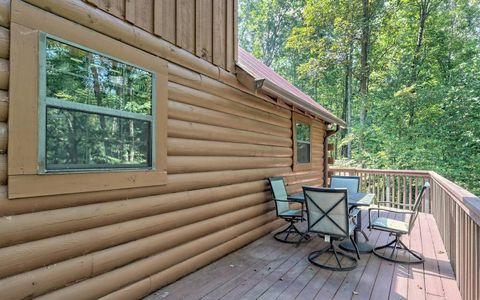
[{"x1": 287, "y1": 191, "x2": 375, "y2": 253}]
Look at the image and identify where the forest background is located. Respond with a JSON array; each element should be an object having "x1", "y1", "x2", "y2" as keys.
[{"x1": 239, "y1": 0, "x2": 480, "y2": 195}]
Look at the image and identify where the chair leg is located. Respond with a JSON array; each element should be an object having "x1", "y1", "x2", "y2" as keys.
[
  {"x1": 308, "y1": 241, "x2": 358, "y2": 271},
  {"x1": 398, "y1": 239, "x2": 424, "y2": 262},
  {"x1": 332, "y1": 243, "x2": 342, "y2": 267},
  {"x1": 349, "y1": 236, "x2": 360, "y2": 259},
  {"x1": 373, "y1": 234, "x2": 424, "y2": 264},
  {"x1": 274, "y1": 220, "x2": 310, "y2": 244},
  {"x1": 360, "y1": 229, "x2": 369, "y2": 241}
]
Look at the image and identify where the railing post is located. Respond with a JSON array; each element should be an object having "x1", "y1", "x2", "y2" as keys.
[{"x1": 424, "y1": 177, "x2": 431, "y2": 213}]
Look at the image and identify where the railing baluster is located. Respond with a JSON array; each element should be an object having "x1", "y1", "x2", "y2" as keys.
[
  {"x1": 409, "y1": 176, "x2": 412, "y2": 209},
  {"x1": 397, "y1": 175, "x2": 401, "y2": 208},
  {"x1": 415, "y1": 176, "x2": 419, "y2": 207}
]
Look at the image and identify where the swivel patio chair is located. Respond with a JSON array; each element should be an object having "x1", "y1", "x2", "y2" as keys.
[
  {"x1": 330, "y1": 175, "x2": 360, "y2": 194},
  {"x1": 268, "y1": 177, "x2": 309, "y2": 244},
  {"x1": 330, "y1": 175, "x2": 370, "y2": 242},
  {"x1": 303, "y1": 187, "x2": 360, "y2": 271},
  {"x1": 368, "y1": 181, "x2": 430, "y2": 264}
]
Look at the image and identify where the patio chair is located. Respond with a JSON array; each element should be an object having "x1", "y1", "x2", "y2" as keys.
[
  {"x1": 303, "y1": 187, "x2": 359, "y2": 271},
  {"x1": 368, "y1": 181, "x2": 430, "y2": 264},
  {"x1": 330, "y1": 175, "x2": 360, "y2": 194},
  {"x1": 330, "y1": 175, "x2": 369, "y2": 242},
  {"x1": 268, "y1": 177, "x2": 309, "y2": 244}
]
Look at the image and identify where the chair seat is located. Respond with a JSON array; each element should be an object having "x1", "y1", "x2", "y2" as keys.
[
  {"x1": 371, "y1": 217, "x2": 409, "y2": 234},
  {"x1": 279, "y1": 209, "x2": 303, "y2": 218},
  {"x1": 377, "y1": 205, "x2": 414, "y2": 214}
]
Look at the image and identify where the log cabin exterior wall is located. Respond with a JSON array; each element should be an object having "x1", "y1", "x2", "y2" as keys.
[
  {"x1": 0, "y1": 1, "x2": 329, "y2": 299},
  {"x1": 84, "y1": 0, "x2": 237, "y2": 72}
]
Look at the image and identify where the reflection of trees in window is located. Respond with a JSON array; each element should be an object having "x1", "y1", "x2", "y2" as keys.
[
  {"x1": 296, "y1": 122, "x2": 310, "y2": 164},
  {"x1": 42, "y1": 36, "x2": 154, "y2": 171}
]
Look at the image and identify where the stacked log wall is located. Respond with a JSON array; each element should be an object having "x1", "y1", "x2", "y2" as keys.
[{"x1": 0, "y1": 1, "x2": 327, "y2": 299}]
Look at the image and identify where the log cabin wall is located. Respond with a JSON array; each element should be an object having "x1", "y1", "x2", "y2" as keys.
[
  {"x1": 85, "y1": 0, "x2": 237, "y2": 72},
  {"x1": 0, "y1": 1, "x2": 326, "y2": 299}
]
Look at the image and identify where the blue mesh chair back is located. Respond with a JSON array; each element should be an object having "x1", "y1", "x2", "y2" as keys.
[
  {"x1": 330, "y1": 176, "x2": 360, "y2": 194},
  {"x1": 303, "y1": 187, "x2": 349, "y2": 238},
  {"x1": 268, "y1": 177, "x2": 289, "y2": 215}
]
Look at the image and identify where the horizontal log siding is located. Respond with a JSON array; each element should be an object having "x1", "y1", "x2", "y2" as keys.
[
  {"x1": 0, "y1": 2, "x2": 6, "y2": 186},
  {"x1": 0, "y1": 0, "x2": 6, "y2": 208},
  {"x1": 0, "y1": 1, "x2": 327, "y2": 299}
]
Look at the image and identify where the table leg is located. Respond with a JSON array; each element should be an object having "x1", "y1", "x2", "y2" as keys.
[{"x1": 339, "y1": 209, "x2": 373, "y2": 254}]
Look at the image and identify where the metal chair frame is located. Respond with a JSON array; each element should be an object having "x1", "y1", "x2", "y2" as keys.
[
  {"x1": 368, "y1": 182, "x2": 430, "y2": 264},
  {"x1": 268, "y1": 177, "x2": 309, "y2": 245},
  {"x1": 304, "y1": 187, "x2": 359, "y2": 271}
]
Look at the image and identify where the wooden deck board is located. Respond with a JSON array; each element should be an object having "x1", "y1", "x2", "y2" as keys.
[
  {"x1": 145, "y1": 213, "x2": 461, "y2": 300},
  {"x1": 340, "y1": 212, "x2": 390, "y2": 300},
  {"x1": 419, "y1": 211, "x2": 445, "y2": 299},
  {"x1": 206, "y1": 240, "x2": 297, "y2": 299},
  {"x1": 369, "y1": 212, "x2": 405, "y2": 300},
  {"x1": 407, "y1": 214, "x2": 427, "y2": 300},
  {"x1": 351, "y1": 213, "x2": 393, "y2": 300},
  {"x1": 425, "y1": 214, "x2": 463, "y2": 300}
]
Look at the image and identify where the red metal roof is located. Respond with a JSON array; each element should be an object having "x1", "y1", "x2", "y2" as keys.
[{"x1": 237, "y1": 47, "x2": 344, "y2": 125}]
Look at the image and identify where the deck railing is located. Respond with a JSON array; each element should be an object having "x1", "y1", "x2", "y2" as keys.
[
  {"x1": 330, "y1": 168, "x2": 432, "y2": 212},
  {"x1": 329, "y1": 167, "x2": 480, "y2": 300}
]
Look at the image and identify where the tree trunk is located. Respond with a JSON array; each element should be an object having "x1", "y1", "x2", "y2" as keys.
[
  {"x1": 359, "y1": 0, "x2": 370, "y2": 165},
  {"x1": 342, "y1": 43, "x2": 353, "y2": 159},
  {"x1": 89, "y1": 56, "x2": 108, "y2": 157},
  {"x1": 408, "y1": 0, "x2": 433, "y2": 127},
  {"x1": 128, "y1": 119, "x2": 135, "y2": 162},
  {"x1": 346, "y1": 44, "x2": 353, "y2": 159}
]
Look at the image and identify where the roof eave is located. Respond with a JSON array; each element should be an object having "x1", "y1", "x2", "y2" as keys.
[
  {"x1": 236, "y1": 62, "x2": 346, "y2": 128},
  {"x1": 261, "y1": 80, "x2": 347, "y2": 128}
]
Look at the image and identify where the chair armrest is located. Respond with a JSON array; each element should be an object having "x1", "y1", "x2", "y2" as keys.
[
  {"x1": 273, "y1": 198, "x2": 305, "y2": 212},
  {"x1": 273, "y1": 198, "x2": 300, "y2": 203},
  {"x1": 369, "y1": 207, "x2": 415, "y2": 215}
]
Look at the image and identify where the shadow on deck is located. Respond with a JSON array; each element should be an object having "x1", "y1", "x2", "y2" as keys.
[{"x1": 145, "y1": 212, "x2": 461, "y2": 300}]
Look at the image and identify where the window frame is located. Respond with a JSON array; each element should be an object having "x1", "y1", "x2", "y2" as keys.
[
  {"x1": 38, "y1": 33, "x2": 157, "y2": 173},
  {"x1": 8, "y1": 12, "x2": 168, "y2": 199},
  {"x1": 292, "y1": 112, "x2": 313, "y2": 171}
]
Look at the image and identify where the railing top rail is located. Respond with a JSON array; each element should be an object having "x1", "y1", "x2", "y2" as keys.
[
  {"x1": 429, "y1": 171, "x2": 480, "y2": 225},
  {"x1": 329, "y1": 167, "x2": 430, "y2": 177}
]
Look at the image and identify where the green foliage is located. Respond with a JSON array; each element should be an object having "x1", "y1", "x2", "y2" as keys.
[
  {"x1": 239, "y1": 0, "x2": 480, "y2": 196},
  {"x1": 295, "y1": 122, "x2": 311, "y2": 142}
]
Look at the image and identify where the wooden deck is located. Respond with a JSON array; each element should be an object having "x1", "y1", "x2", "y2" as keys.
[{"x1": 144, "y1": 212, "x2": 461, "y2": 300}]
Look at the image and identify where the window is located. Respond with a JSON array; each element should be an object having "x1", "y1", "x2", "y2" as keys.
[
  {"x1": 9, "y1": 11, "x2": 168, "y2": 199},
  {"x1": 292, "y1": 112, "x2": 314, "y2": 171},
  {"x1": 39, "y1": 35, "x2": 155, "y2": 172},
  {"x1": 295, "y1": 122, "x2": 311, "y2": 164}
]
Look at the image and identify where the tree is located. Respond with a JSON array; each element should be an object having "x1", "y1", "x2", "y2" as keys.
[{"x1": 239, "y1": 0, "x2": 480, "y2": 195}]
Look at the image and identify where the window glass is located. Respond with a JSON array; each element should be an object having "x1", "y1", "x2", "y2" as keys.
[
  {"x1": 41, "y1": 36, "x2": 154, "y2": 171},
  {"x1": 46, "y1": 38, "x2": 152, "y2": 115},
  {"x1": 296, "y1": 122, "x2": 311, "y2": 164},
  {"x1": 46, "y1": 108, "x2": 151, "y2": 170}
]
